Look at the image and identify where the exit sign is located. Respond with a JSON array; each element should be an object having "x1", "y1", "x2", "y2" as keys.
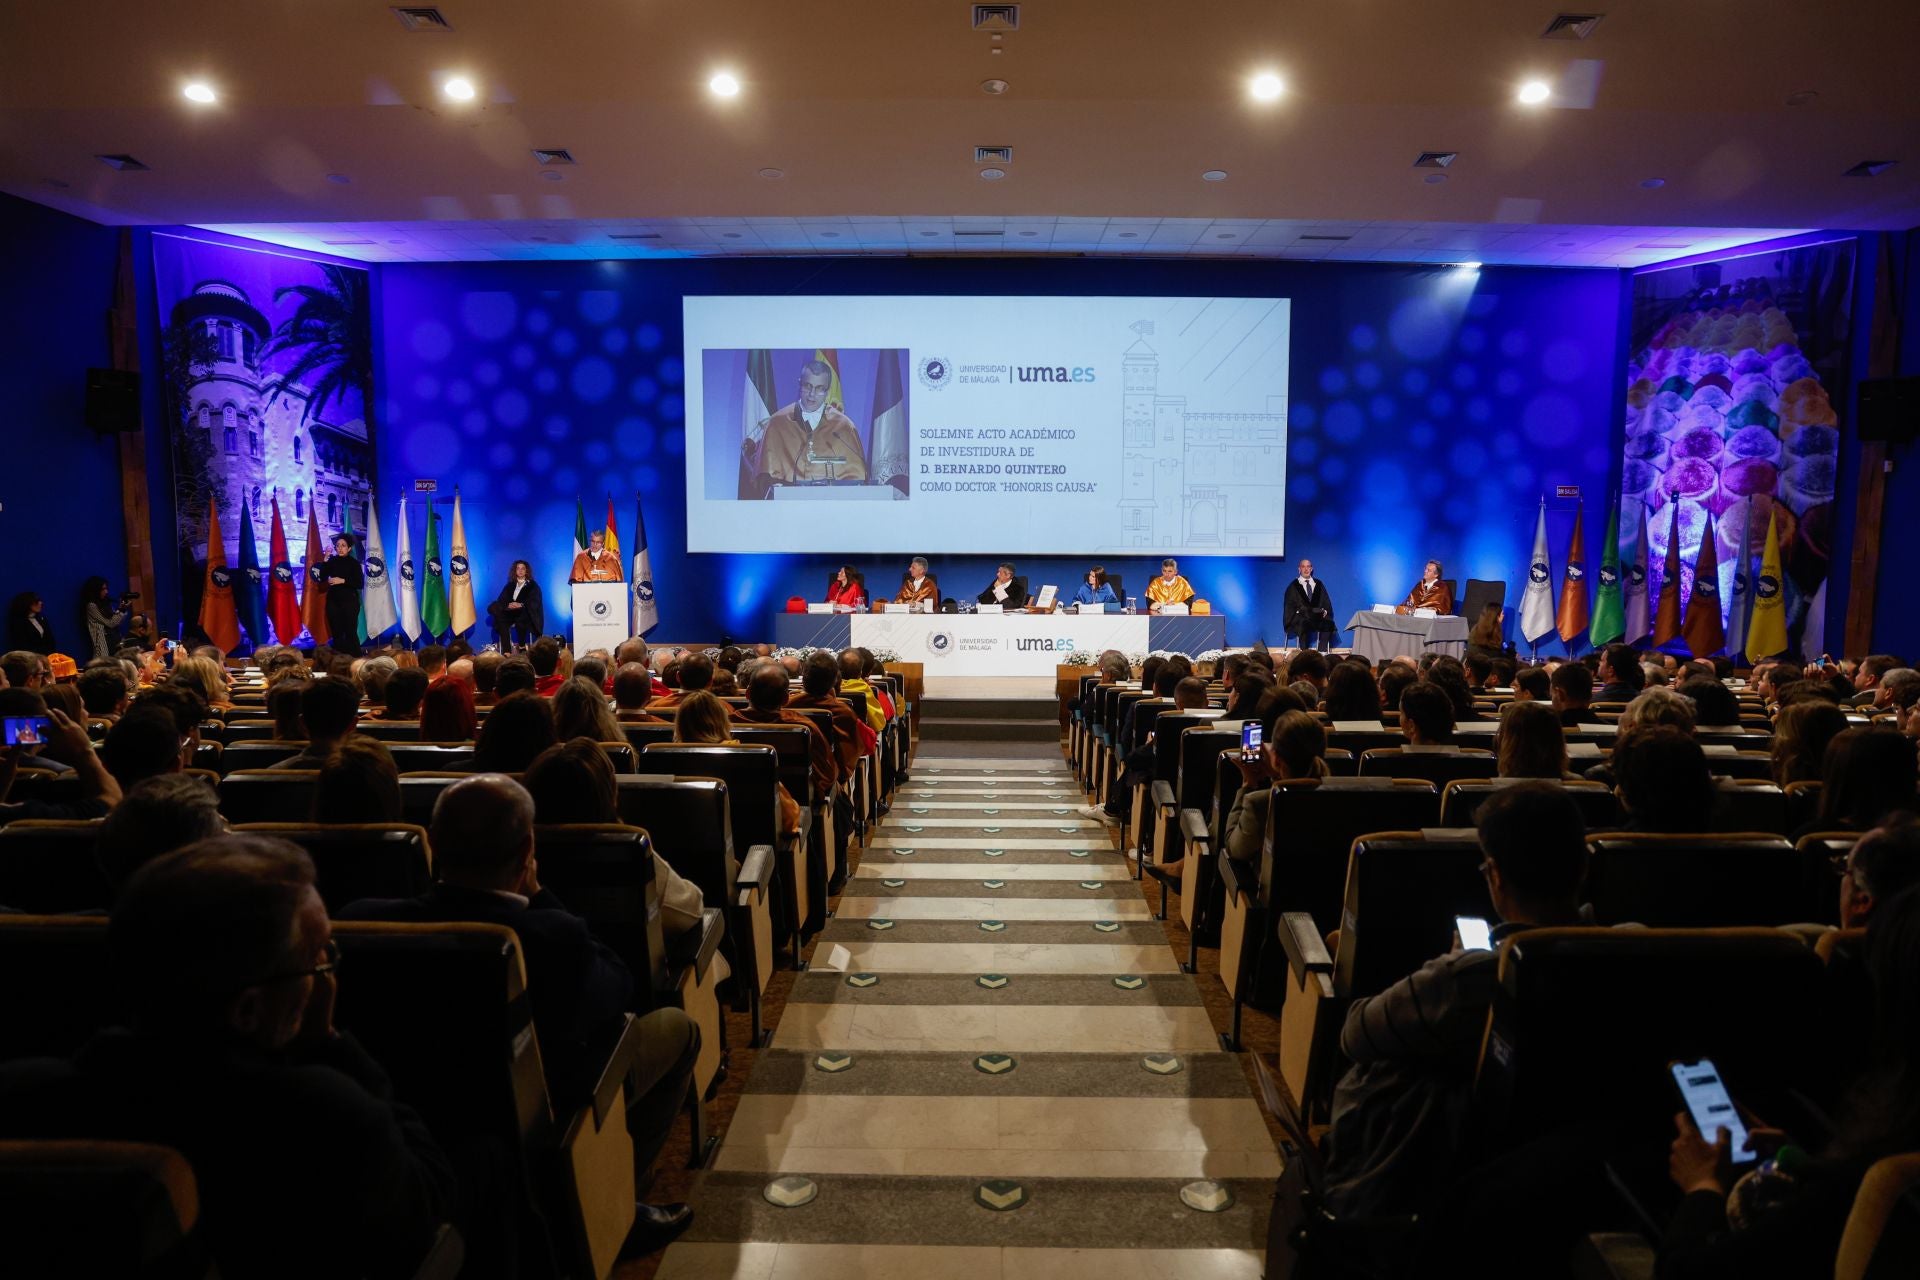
[
  {"x1": 413, "y1": 479, "x2": 438, "y2": 492},
  {"x1": 1555, "y1": 485, "x2": 1581, "y2": 499}
]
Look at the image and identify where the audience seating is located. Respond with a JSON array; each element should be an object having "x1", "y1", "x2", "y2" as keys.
[
  {"x1": 1357, "y1": 747, "x2": 1498, "y2": 787},
  {"x1": 217, "y1": 720, "x2": 279, "y2": 744},
  {"x1": 0, "y1": 915, "x2": 118, "y2": 1062},
  {"x1": 1711, "y1": 779, "x2": 1789, "y2": 833},
  {"x1": 216, "y1": 770, "x2": 318, "y2": 825},
  {"x1": 190, "y1": 742, "x2": 223, "y2": 772},
  {"x1": 1439, "y1": 778, "x2": 1623, "y2": 829},
  {"x1": 620, "y1": 724, "x2": 676, "y2": 750},
  {"x1": 216, "y1": 742, "x2": 307, "y2": 774},
  {"x1": 230, "y1": 823, "x2": 433, "y2": 912},
  {"x1": 0, "y1": 820, "x2": 110, "y2": 914},
  {"x1": 352, "y1": 720, "x2": 422, "y2": 742},
  {"x1": 1785, "y1": 780, "x2": 1823, "y2": 832},
  {"x1": 382, "y1": 744, "x2": 476, "y2": 774},
  {"x1": 1836, "y1": 1153, "x2": 1920, "y2": 1280},
  {"x1": 0, "y1": 1140, "x2": 213, "y2": 1279},
  {"x1": 1584, "y1": 833, "x2": 1820, "y2": 927}
]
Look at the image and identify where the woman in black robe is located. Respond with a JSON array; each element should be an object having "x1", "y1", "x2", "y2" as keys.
[
  {"x1": 487, "y1": 560, "x2": 544, "y2": 651},
  {"x1": 313, "y1": 533, "x2": 365, "y2": 657}
]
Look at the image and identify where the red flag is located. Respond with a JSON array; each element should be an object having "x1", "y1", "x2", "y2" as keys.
[
  {"x1": 301, "y1": 497, "x2": 330, "y2": 648},
  {"x1": 267, "y1": 493, "x2": 303, "y2": 644},
  {"x1": 1683, "y1": 511, "x2": 1726, "y2": 658},
  {"x1": 1556, "y1": 506, "x2": 1589, "y2": 646},
  {"x1": 1651, "y1": 501, "x2": 1684, "y2": 649},
  {"x1": 198, "y1": 502, "x2": 240, "y2": 653}
]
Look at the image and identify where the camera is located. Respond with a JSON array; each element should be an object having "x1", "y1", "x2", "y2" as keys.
[{"x1": 117, "y1": 590, "x2": 140, "y2": 606}]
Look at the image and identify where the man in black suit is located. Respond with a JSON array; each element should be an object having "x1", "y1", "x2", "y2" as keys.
[
  {"x1": 336, "y1": 773, "x2": 697, "y2": 1252},
  {"x1": 1595, "y1": 643, "x2": 1646, "y2": 704},
  {"x1": 1284, "y1": 558, "x2": 1336, "y2": 651},
  {"x1": 977, "y1": 562, "x2": 1029, "y2": 609}
]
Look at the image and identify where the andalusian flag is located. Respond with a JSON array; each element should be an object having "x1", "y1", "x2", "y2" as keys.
[
  {"x1": 357, "y1": 497, "x2": 397, "y2": 643},
  {"x1": 631, "y1": 491, "x2": 659, "y2": 636},
  {"x1": 602, "y1": 494, "x2": 620, "y2": 558},
  {"x1": 1555, "y1": 505, "x2": 1589, "y2": 648},
  {"x1": 1745, "y1": 508, "x2": 1789, "y2": 659},
  {"x1": 421, "y1": 496, "x2": 451, "y2": 640},
  {"x1": 1589, "y1": 497, "x2": 1625, "y2": 645},
  {"x1": 738, "y1": 349, "x2": 777, "y2": 499},
  {"x1": 872, "y1": 349, "x2": 909, "y2": 495},
  {"x1": 1519, "y1": 500, "x2": 1555, "y2": 645},
  {"x1": 198, "y1": 501, "x2": 240, "y2": 653},
  {"x1": 572, "y1": 495, "x2": 590, "y2": 560},
  {"x1": 814, "y1": 348, "x2": 844, "y2": 407},
  {"x1": 449, "y1": 490, "x2": 476, "y2": 635},
  {"x1": 235, "y1": 501, "x2": 268, "y2": 652},
  {"x1": 266, "y1": 493, "x2": 302, "y2": 645},
  {"x1": 395, "y1": 496, "x2": 421, "y2": 642},
  {"x1": 1682, "y1": 511, "x2": 1725, "y2": 658},
  {"x1": 300, "y1": 496, "x2": 329, "y2": 647}
]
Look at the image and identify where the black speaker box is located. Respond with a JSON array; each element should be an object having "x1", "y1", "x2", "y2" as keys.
[
  {"x1": 85, "y1": 367, "x2": 141, "y2": 434},
  {"x1": 1858, "y1": 375, "x2": 1920, "y2": 444}
]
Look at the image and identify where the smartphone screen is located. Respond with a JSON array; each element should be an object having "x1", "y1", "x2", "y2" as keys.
[
  {"x1": 1455, "y1": 915, "x2": 1492, "y2": 951},
  {"x1": 1671, "y1": 1059, "x2": 1756, "y2": 1163},
  {"x1": 3, "y1": 717, "x2": 52, "y2": 747},
  {"x1": 1240, "y1": 719, "x2": 1263, "y2": 762}
]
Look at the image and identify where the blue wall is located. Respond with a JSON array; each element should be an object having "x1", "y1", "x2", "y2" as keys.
[
  {"x1": 0, "y1": 194, "x2": 133, "y2": 643},
  {"x1": 1869, "y1": 229, "x2": 1920, "y2": 656},
  {"x1": 377, "y1": 257, "x2": 1626, "y2": 648}
]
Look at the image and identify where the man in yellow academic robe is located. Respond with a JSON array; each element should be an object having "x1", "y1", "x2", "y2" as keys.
[
  {"x1": 569, "y1": 530, "x2": 625, "y2": 583},
  {"x1": 1146, "y1": 558, "x2": 1195, "y2": 613},
  {"x1": 895, "y1": 557, "x2": 939, "y2": 606},
  {"x1": 1397, "y1": 560, "x2": 1453, "y2": 614},
  {"x1": 742, "y1": 359, "x2": 868, "y2": 493}
]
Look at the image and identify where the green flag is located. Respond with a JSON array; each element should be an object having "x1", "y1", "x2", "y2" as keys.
[
  {"x1": 421, "y1": 496, "x2": 451, "y2": 639},
  {"x1": 1590, "y1": 496, "x2": 1625, "y2": 645},
  {"x1": 573, "y1": 495, "x2": 589, "y2": 559}
]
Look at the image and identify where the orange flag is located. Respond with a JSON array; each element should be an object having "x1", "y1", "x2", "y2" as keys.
[
  {"x1": 1556, "y1": 505, "x2": 1589, "y2": 646},
  {"x1": 301, "y1": 498, "x2": 330, "y2": 647},
  {"x1": 1683, "y1": 511, "x2": 1726, "y2": 658},
  {"x1": 1651, "y1": 502, "x2": 1684, "y2": 649},
  {"x1": 198, "y1": 502, "x2": 241, "y2": 653}
]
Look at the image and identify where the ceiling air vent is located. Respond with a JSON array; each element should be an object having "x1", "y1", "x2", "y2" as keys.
[
  {"x1": 1844, "y1": 159, "x2": 1897, "y2": 178},
  {"x1": 1298, "y1": 234, "x2": 1353, "y2": 242},
  {"x1": 392, "y1": 6, "x2": 453, "y2": 32},
  {"x1": 953, "y1": 229, "x2": 1005, "y2": 237},
  {"x1": 608, "y1": 233, "x2": 663, "y2": 241},
  {"x1": 972, "y1": 5, "x2": 1019, "y2": 31},
  {"x1": 974, "y1": 146, "x2": 1013, "y2": 165},
  {"x1": 95, "y1": 154, "x2": 149, "y2": 171},
  {"x1": 1413, "y1": 151, "x2": 1458, "y2": 169},
  {"x1": 1541, "y1": 13, "x2": 1603, "y2": 39},
  {"x1": 531, "y1": 148, "x2": 576, "y2": 166}
]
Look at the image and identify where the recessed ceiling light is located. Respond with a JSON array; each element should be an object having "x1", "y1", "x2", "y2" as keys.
[
  {"x1": 709, "y1": 71, "x2": 741, "y2": 98},
  {"x1": 1785, "y1": 89, "x2": 1819, "y2": 107},
  {"x1": 723, "y1": 232, "x2": 742, "y2": 239},
  {"x1": 442, "y1": 76, "x2": 476, "y2": 101},
  {"x1": 819, "y1": 231, "x2": 840, "y2": 238},
  {"x1": 1216, "y1": 234, "x2": 1237, "y2": 241},
  {"x1": 182, "y1": 82, "x2": 217, "y2": 105},
  {"x1": 1202, "y1": 169, "x2": 1228, "y2": 182},
  {"x1": 981, "y1": 79, "x2": 1009, "y2": 95},
  {"x1": 1517, "y1": 79, "x2": 1552, "y2": 105},
  {"x1": 1018, "y1": 230, "x2": 1038, "y2": 237},
  {"x1": 1423, "y1": 173, "x2": 1448, "y2": 184},
  {"x1": 540, "y1": 170, "x2": 564, "y2": 182},
  {"x1": 757, "y1": 167, "x2": 784, "y2": 179},
  {"x1": 979, "y1": 167, "x2": 1007, "y2": 181},
  {"x1": 1249, "y1": 72, "x2": 1285, "y2": 102},
  {"x1": 1640, "y1": 177, "x2": 1666, "y2": 189},
  {"x1": 326, "y1": 173, "x2": 351, "y2": 185},
  {"x1": 1116, "y1": 231, "x2": 1139, "y2": 239},
  {"x1": 919, "y1": 230, "x2": 940, "y2": 237}
]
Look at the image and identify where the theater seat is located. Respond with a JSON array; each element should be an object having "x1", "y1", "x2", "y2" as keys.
[
  {"x1": 1358, "y1": 747, "x2": 1498, "y2": 787},
  {"x1": 0, "y1": 914, "x2": 117, "y2": 1062},
  {"x1": 0, "y1": 820, "x2": 110, "y2": 914},
  {"x1": 0, "y1": 1140, "x2": 207, "y2": 1279},
  {"x1": 216, "y1": 742, "x2": 307, "y2": 775},
  {"x1": 383, "y1": 744, "x2": 475, "y2": 774},
  {"x1": 1585, "y1": 833, "x2": 1818, "y2": 927},
  {"x1": 230, "y1": 823, "x2": 433, "y2": 912},
  {"x1": 216, "y1": 770, "x2": 319, "y2": 825},
  {"x1": 1440, "y1": 778, "x2": 1622, "y2": 829}
]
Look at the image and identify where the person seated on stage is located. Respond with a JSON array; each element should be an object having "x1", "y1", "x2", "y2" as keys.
[
  {"x1": 741, "y1": 358, "x2": 869, "y2": 493},
  {"x1": 825, "y1": 565, "x2": 867, "y2": 610},
  {"x1": 1510, "y1": 665, "x2": 1551, "y2": 703},
  {"x1": 674, "y1": 691, "x2": 801, "y2": 835},
  {"x1": 1396, "y1": 560, "x2": 1453, "y2": 615},
  {"x1": 1398, "y1": 681, "x2": 1457, "y2": 749},
  {"x1": 1072, "y1": 566, "x2": 1120, "y2": 609},
  {"x1": 895, "y1": 557, "x2": 938, "y2": 608},
  {"x1": 568, "y1": 529, "x2": 624, "y2": 584},
  {"x1": 977, "y1": 563, "x2": 1029, "y2": 610},
  {"x1": 1146, "y1": 558, "x2": 1195, "y2": 613},
  {"x1": 1284, "y1": 558, "x2": 1336, "y2": 650},
  {"x1": 488, "y1": 560, "x2": 545, "y2": 650},
  {"x1": 614, "y1": 663, "x2": 666, "y2": 723}
]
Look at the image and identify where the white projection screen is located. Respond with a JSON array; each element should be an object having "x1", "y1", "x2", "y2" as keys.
[{"x1": 683, "y1": 295, "x2": 1289, "y2": 556}]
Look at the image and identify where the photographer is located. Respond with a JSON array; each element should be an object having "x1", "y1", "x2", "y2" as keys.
[{"x1": 80, "y1": 577, "x2": 135, "y2": 663}]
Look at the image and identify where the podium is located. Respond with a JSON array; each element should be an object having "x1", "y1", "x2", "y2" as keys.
[{"x1": 572, "y1": 582, "x2": 628, "y2": 654}]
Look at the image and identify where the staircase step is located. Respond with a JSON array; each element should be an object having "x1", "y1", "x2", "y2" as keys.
[
  {"x1": 918, "y1": 717, "x2": 1060, "y2": 743},
  {"x1": 918, "y1": 697, "x2": 1057, "y2": 722}
]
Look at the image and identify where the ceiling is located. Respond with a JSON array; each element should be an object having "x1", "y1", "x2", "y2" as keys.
[{"x1": 6, "y1": 1, "x2": 1917, "y2": 267}]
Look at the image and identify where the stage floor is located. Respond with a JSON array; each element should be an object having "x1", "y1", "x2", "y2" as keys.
[{"x1": 920, "y1": 675, "x2": 1058, "y2": 701}]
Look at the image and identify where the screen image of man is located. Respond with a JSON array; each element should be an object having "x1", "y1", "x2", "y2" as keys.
[
  {"x1": 741, "y1": 359, "x2": 869, "y2": 495},
  {"x1": 570, "y1": 530, "x2": 625, "y2": 583}
]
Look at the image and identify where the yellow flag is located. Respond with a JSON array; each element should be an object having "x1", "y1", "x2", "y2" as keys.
[
  {"x1": 1745, "y1": 506, "x2": 1787, "y2": 660},
  {"x1": 449, "y1": 490, "x2": 476, "y2": 635}
]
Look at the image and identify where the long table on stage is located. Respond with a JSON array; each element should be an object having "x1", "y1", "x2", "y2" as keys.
[
  {"x1": 1345, "y1": 610, "x2": 1470, "y2": 662},
  {"x1": 772, "y1": 612, "x2": 1228, "y2": 676}
]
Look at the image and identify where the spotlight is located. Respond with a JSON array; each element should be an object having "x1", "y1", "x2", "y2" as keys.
[
  {"x1": 182, "y1": 82, "x2": 217, "y2": 105},
  {"x1": 709, "y1": 71, "x2": 741, "y2": 98},
  {"x1": 1249, "y1": 72, "x2": 1285, "y2": 102},
  {"x1": 442, "y1": 76, "x2": 477, "y2": 102},
  {"x1": 1456, "y1": 261, "x2": 1483, "y2": 271},
  {"x1": 1516, "y1": 79, "x2": 1551, "y2": 106}
]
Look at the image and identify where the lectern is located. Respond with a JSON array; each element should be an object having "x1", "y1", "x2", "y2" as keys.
[{"x1": 572, "y1": 582, "x2": 628, "y2": 653}]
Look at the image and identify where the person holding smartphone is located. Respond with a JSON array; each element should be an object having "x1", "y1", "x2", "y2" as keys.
[{"x1": 0, "y1": 694, "x2": 123, "y2": 822}]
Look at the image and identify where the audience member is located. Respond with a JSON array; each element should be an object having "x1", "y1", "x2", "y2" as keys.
[
  {"x1": 1677, "y1": 676, "x2": 1741, "y2": 729},
  {"x1": 1769, "y1": 701, "x2": 1849, "y2": 788},
  {"x1": 170, "y1": 655, "x2": 234, "y2": 711},
  {"x1": 1617, "y1": 685, "x2": 1697, "y2": 736},
  {"x1": 1837, "y1": 811, "x2": 1920, "y2": 928},
  {"x1": 1378, "y1": 662, "x2": 1418, "y2": 713},
  {"x1": 1398, "y1": 682, "x2": 1457, "y2": 747},
  {"x1": 418, "y1": 677, "x2": 477, "y2": 742},
  {"x1": 470, "y1": 691, "x2": 556, "y2": 775},
  {"x1": 415, "y1": 644, "x2": 447, "y2": 681},
  {"x1": 552, "y1": 676, "x2": 623, "y2": 743},
  {"x1": 269, "y1": 677, "x2": 362, "y2": 770},
  {"x1": 1511, "y1": 665, "x2": 1551, "y2": 703},
  {"x1": 1322, "y1": 661, "x2": 1382, "y2": 722},
  {"x1": 1806, "y1": 728, "x2": 1920, "y2": 837},
  {"x1": 93, "y1": 773, "x2": 224, "y2": 894},
  {"x1": 1613, "y1": 725, "x2": 1716, "y2": 833},
  {"x1": 1595, "y1": 643, "x2": 1646, "y2": 703},
  {"x1": 470, "y1": 651, "x2": 502, "y2": 705},
  {"x1": 77, "y1": 664, "x2": 131, "y2": 720},
  {"x1": 267, "y1": 678, "x2": 309, "y2": 740},
  {"x1": 379, "y1": 667, "x2": 430, "y2": 722},
  {"x1": 675, "y1": 691, "x2": 801, "y2": 833},
  {"x1": 312, "y1": 739, "x2": 403, "y2": 824},
  {"x1": 1222, "y1": 696, "x2": 1318, "y2": 864},
  {"x1": 571, "y1": 655, "x2": 609, "y2": 692},
  {"x1": 99, "y1": 706, "x2": 188, "y2": 789},
  {"x1": 528, "y1": 638, "x2": 565, "y2": 697},
  {"x1": 1496, "y1": 700, "x2": 1569, "y2": 779},
  {"x1": 835, "y1": 651, "x2": 887, "y2": 734},
  {"x1": 356, "y1": 654, "x2": 398, "y2": 708},
  {"x1": 494, "y1": 655, "x2": 538, "y2": 698},
  {"x1": 613, "y1": 663, "x2": 664, "y2": 723},
  {"x1": 740, "y1": 665, "x2": 836, "y2": 800},
  {"x1": 791, "y1": 652, "x2": 871, "y2": 774}
]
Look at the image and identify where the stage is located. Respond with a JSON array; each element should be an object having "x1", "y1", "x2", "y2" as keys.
[{"x1": 773, "y1": 611, "x2": 1227, "y2": 675}]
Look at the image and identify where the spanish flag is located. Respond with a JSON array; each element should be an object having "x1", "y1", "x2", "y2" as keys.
[
  {"x1": 198, "y1": 501, "x2": 240, "y2": 653},
  {"x1": 815, "y1": 348, "x2": 844, "y2": 408},
  {"x1": 1745, "y1": 508, "x2": 1789, "y2": 660},
  {"x1": 602, "y1": 494, "x2": 620, "y2": 558}
]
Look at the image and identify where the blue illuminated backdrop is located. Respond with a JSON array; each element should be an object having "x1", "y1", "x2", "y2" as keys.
[{"x1": 376, "y1": 258, "x2": 1625, "y2": 647}]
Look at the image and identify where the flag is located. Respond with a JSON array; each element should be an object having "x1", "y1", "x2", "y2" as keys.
[
  {"x1": 631, "y1": 491, "x2": 659, "y2": 636},
  {"x1": 1682, "y1": 511, "x2": 1725, "y2": 658},
  {"x1": 737, "y1": 348, "x2": 778, "y2": 498},
  {"x1": 267, "y1": 493, "x2": 302, "y2": 644},
  {"x1": 358, "y1": 495, "x2": 397, "y2": 642},
  {"x1": 1624, "y1": 498, "x2": 1651, "y2": 644},
  {"x1": 198, "y1": 501, "x2": 240, "y2": 653},
  {"x1": 1651, "y1": 502, "x2": 1684, "y2": 649},
  {"x1": 602, "y1": 494, "x2": 620, "y2": 558},
  {"x1": 301, "y1": 496, "x2": 329, "y2": 648},
  {"x1": 1725, "y1": 498, "x2": 1758, "y2": 659},
  {"x1": 1590, "y1": 497, "x2": 1625, "y2": 646},
  {"x1": 1556, "y1": 505, "x2": 1589, "y2": 647},
  {"x1": 815, "y1": 348, "x2": 844, "y2": 407},
  {"x1": 572, "y1": 495, "x2": 589, "y2": 560},
  {"x1": 872, "y1": 349, "x2": 909, "y2": 495},
  {"x1": 421, "y1": 496, "x2": 451, "y2": 640},
  {"x1": 396, "y1": 496, "x2": 421, "y2": 642},
  {"x1": 1746, "y1": 507, "x2": 1789, "y2": 660},
  {"x1": 1519, "y1": 499, "x2": 1556, "y2": 645},
  {"x1": 449, "y1": 490, "x2": 476, "y2": 635},
  {"x1": 235, "y1": 500, "x2": 268, "y2": 651}
]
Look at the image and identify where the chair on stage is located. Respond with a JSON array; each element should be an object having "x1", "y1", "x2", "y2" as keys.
[{"x1": 1460, "y1": 577, "x2": 1506, "y2": 622}]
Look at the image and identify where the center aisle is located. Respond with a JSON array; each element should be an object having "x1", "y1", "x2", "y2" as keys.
[{"x1": 657, "y1": 748, "x2": 1277, "y2": 1279}]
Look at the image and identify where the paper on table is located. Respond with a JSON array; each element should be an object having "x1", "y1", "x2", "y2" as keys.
[
  {"x1": 1413, "y1": 608, "x2": 1438, "y2": 619},
  {"x1": 884, "y1": 603, "x2": 910, "y2": 614},
  {"x1": 1454, "y1": 722, "x2": 1498, "y2": 735},
  {"x1": 1332, "y1": 720, "x2": 1388, "y2": 733},
  {"x1": 1372, "y1": 604, "x2": 1397, "y2": 614},
  {"x1": 977, "y1": 604, "x2": 1004, "y2": 615}
]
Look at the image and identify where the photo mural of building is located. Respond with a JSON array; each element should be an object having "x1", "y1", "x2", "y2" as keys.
[{"x1": 154, "y1": 235, "x2": 375, "y2": 629}]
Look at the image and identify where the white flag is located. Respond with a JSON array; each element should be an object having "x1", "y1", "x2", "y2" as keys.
[
  {"x1": 359, "y1": 491, "x2": 398, "y2": 639},
  {"x1": 871, "y1": 349, "x2": 908, "y2": 495},
  {"x1": 1519, "y1": 499, "x2": 1556, "y2": 644},
  {"x1": 1623, "y1": 498, "x2": 1651, "y2": 644},
  {"x1": 631, "y1": 492, "x2": 659, "y2": 636},
  {"x1": 395, "y1": 495, "x2": 422, "y2": 642}
]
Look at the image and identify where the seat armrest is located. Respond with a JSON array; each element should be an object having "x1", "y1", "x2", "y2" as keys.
[
  {"x1": 1180, "y1": 807, "x2": 1209, "y2": 848},
  {"x1": 1151, "y1": 780, "x2": 1176, "y2": 812},
  {"x1": 583, "y1": 1012, "x2": 647, "y2": 1128},
  {"x1": 666, "y1": 907, "x2": 726, "y2": 984},
  {"x1": 1218, "y1": 850, "x2": 1260, "y2": 903},
  {"x1": 1570, "y1": 1233, "x2": 1655, "y2": 1280},
  {"x1": 737, "y1": 844, "x2": 775, "y2": 900},
  {"x1": 1277, "y1": 911, "x2": 1332, "y2": 979},
  {"x1": 410, "y1": 1223, "x2": 467, "y2": 1280}
]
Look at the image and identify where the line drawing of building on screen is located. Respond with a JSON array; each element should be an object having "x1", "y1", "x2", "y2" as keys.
[{"x1": 1117, "y1": 337, "x2": 1287, "y2": 551}]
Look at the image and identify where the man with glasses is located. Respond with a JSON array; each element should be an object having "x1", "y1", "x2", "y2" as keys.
[{"x1": 0, "y1": 835, "x2": 456, "y2": 1277}]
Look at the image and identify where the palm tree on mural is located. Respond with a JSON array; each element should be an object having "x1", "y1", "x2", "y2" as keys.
[{"x1": 262, "y1": 264, "x2": 371, "y2": 424}]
